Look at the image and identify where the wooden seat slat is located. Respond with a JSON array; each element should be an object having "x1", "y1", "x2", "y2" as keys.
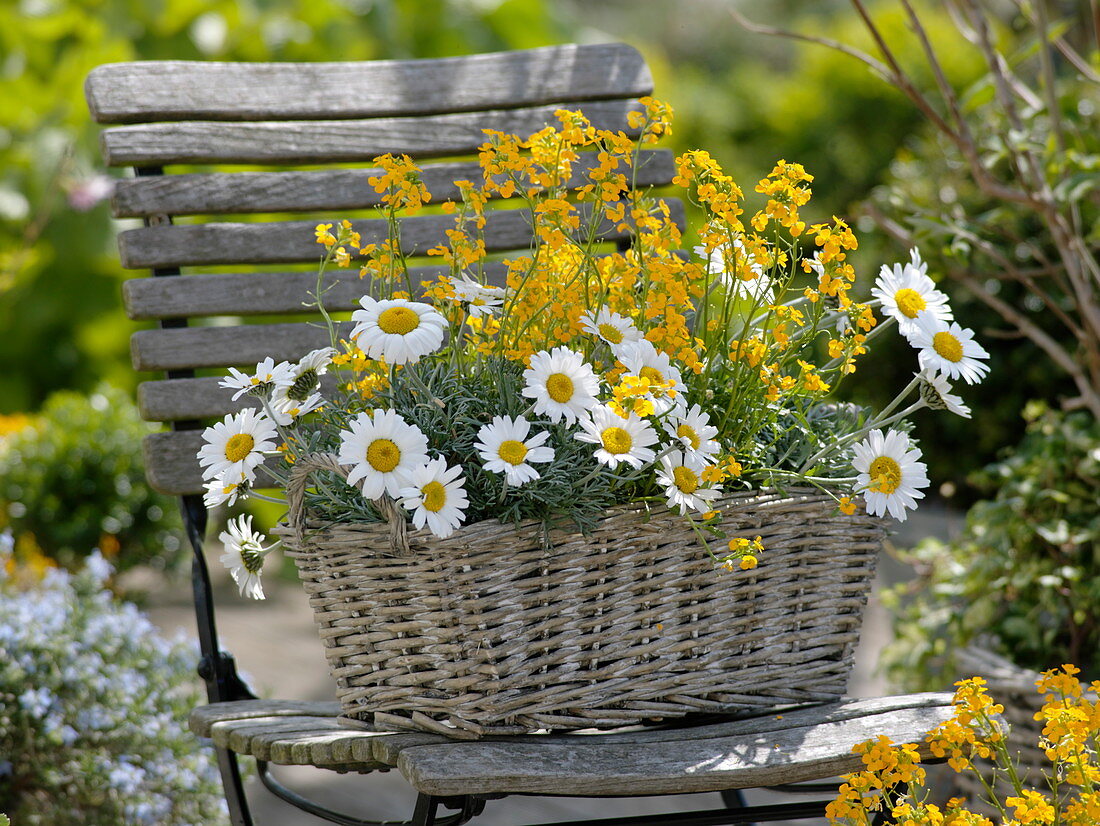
[
  {"x1": 186, "y1": 694, "x2": 954, "y2": 786},
  {"x1": 86, "y1": 44, "x2": 651, "y2": 124},
  {"x1": 99, "y1": 100, "x2": 645, "y2": 167},
  {"x1": 111, "y1": 150, "x2": 675, "y2": 218},
  {"x1": 397, "y1": 702, "x2": 954, "y2": 797},
  {"x1": 116, "y1": 199, "x2": 684, "y2": 269}
]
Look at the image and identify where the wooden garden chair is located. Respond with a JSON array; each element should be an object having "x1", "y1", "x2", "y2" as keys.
[{"x1": 85, "y1": 43, "x2": 954, "y2": 826}]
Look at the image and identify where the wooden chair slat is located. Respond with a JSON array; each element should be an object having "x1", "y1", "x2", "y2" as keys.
[
  {"x1": 137, "y1": 374, "x2": 344, "y2": 422},
  {"x1": 111, "y1": 150, "x2": 675, "y2": 217},
  {"x1": 131, "y1": 321, "x2": 350, "y2": 372},
  {"x1": 118, "y1": 199, "x2": 685, "y2": 269},
  {"x1": 99, "y1": 100, "x2": 645, "y2": 167},
  {"x1": 144, "y1": 430, "x2": 275, "y2": 495},
  {"x1": 371, "y1": 693, "x2": 954, "y2": 766},
  {"x1": 85, "y1": 44, "x2": 651, "y2": 124},
  {"x1": 396, "y1": 701, "x2": 955, "y2": 797},
  {"x1": 121, "y1": 264, "x2": 506, "y2": 320},
  {"x1": 190, "y1": 699, "x2": 343, "y2": 737}
]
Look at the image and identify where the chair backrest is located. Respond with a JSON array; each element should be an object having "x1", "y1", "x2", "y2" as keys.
[{"x1": 85, "y1": 43, "x2": 682, "y2": 497}]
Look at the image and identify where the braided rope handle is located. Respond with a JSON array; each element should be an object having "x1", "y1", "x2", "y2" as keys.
[{"x1": 285, "y1": 452, "x2": 411, "y2": 556}]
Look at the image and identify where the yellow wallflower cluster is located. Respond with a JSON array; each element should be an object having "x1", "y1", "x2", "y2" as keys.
[
  {"x1": 751, "y1": 160, "x2": 813, "y2": 236},
  {"x1": 827, "y1": 667, "x2": 1100, "y2": 826},
  {"x1": 719, "y1": 535, "x2": 765, "y2": 571},
  {"x1": 368, "y1": 153, "x2": 431, "y2": 215}
]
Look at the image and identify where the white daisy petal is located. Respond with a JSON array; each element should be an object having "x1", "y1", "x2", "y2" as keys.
[
  {"x1": 871, "y1": 248, "x2": 953, "y2": 337},
  {"x1": 615, "y1": 340, "x2": 687, "y2": 415},
  {"x1": 694, "y1": 235, "x2": 774, "y2": 302},
  {"x1": 850, "y1": 428, "x2": 930, "y2": 522},
  {"x1": 197, "y1": 408, "x2": 278, "y2": 482},
  {"x1": 219, "y1": 357, "x2": 296, "y2": 401},
  {"x1": 908, "y1": 311, "x2": 990, "y2": 385},
  {"x1": 350, "y1": 296, "x2": 447, "y2": 365},
  {"x1": 579, "y1": 308, "x2": 642, "y2": 347},
  {"x1": 337, "y1": 409, "x2": 430, "y2": 500},
  {"x1": 575, "y1": 405, "x2": 658, "y2": 469},
  {"x1": 663, "y1": 403, "x2": 721, "y2": 462},
  {"x1": 521, "y1": 347, "x2": 601, "y2": 425},
  {"x1": 916, "y1": 370, "x2": 971, "y2": 418},
  {"x1": 219, "y1": 514, "x2": 277, "y2": 600},
  {"x1": 203, "y1": 468, "x2": 253, "y2": 508},
  {"x1": 397, "y1": 457, "x2": 469, "y2": 539},
  {"x1": 474, "y1": 415, "x2": 555, "y2": 488},
  {"x1": 655, "y1": 450, "x2": 722, "y2": 515},
  {"x1": 449, "y1": 273, "x2": 505, "y2": 317}
]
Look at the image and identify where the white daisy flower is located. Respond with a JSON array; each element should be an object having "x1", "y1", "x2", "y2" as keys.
[
  {"x1": 337, "y1": 409, "x2": 430, "y2": 500},
  {"x1": 268, "y1": 388, "x2": 324, "y2": 426},
  {"x1": 398, "y1": 457, "x2": 469, "y2": 539},
  {"x1": 203, "y1": 469, "x2": 252, "y2": 508},
  {"x1": 663, "y1": 403, "x2": 720, "y2": 462},
  {"x1": 521, "y1": 347, "x2": 601, "y2": 425},
  {"x1": 575, "y1": 405, "x2": 659, "y2": 470},
  {"x1": 615, "y1": 340, "x2": 686, "y2": 414},
  {"x1": 219, "y1": 514, "x2": 278, "y2": 600},
  {"x1": 474, "y1": 415, "x2": 555, "y2": 487},
  {"x1": 695, "y1": 236, "x2": 774, "y2": 302},
  {"x1": 219, "y1": 357, "x2": 295, "y2": 401},
  {"x1": 350, "y1": 296, "x2": 447, "y2": 365},
  {"x1": 851, "y1": 428, "x2": 930, "y2": 522},
  {"x1": 276, "y1": 347, "x2": 335, "y2": 397},
  {"x1": 197, "y1": 408, "x2": 278, "y2": 483},
  {"x1": 908, "y1": 310, "x2": 990, "y2": 385},
  {"x1": 579, "y1": 308, "x2": 642, "y2": 348},
  {"x1": 872, "y1": 248, "x2": 953, "y2": 336},
  {"x1": 656, "y1": 450, "x2": 722, "y2": 515},
  {"x1": 916, "y1": 369, "x2": 971, "y2": 419},
  {"x1": 450, "y1": 273, "x2": 505, "y2": 317}
]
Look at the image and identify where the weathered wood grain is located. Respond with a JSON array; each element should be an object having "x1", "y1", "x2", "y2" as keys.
[
  {"x1": 396, "y1": 699, "x2": 955, "y2": 796},
  {"x1": 144, "y1": 430, "x2": 280, "y2": 495},
  {"x1": 112, "y1": 150, "x2": 675, "y2": 217},
  {"x1": 86, "y1": 44, "x2": 651, "y2": 124},
  {"x1": 190, "y1": 699, "x2": 342, "y2": 737},
  {"x1": 372, "y1": 693, "x2": 953, "y2": 766},
  {"x1": 99, "y1": 100, "x2": 645, "y2": 167},
  {"x1": 131, "y1": 321, "x2": 352, "y2": 372},
  {"x1": 117, "y1": 199, "x2": 684, "y2": 269},
  {"x1": 121, "y1": 263, "x2": 508, "y2": 320},
  {"x1": 138, "y1": 373, "x2": 345, "y2": 422}
]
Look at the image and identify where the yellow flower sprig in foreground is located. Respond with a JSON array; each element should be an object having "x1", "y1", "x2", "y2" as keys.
[{"x1": 826, "y1": 667, "x2": 1100, "y2": 826}]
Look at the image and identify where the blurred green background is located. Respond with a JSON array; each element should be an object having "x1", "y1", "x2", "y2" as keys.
[{"x1": 0, "y1": 0, "x2": 1083, "y2": 555}]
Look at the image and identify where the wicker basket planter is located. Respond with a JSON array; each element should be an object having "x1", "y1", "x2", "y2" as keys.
[{"x1": 276, "y1": 454, "x2": 887, "y2": 738}]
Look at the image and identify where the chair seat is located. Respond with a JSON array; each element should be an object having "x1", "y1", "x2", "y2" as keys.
[{"x1": 190, "y1": 693, "x2": 954, "y2": 796}]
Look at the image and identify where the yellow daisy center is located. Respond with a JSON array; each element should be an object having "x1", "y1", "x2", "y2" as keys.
[
  {"x1": 894, "y1": 288, "x2": 927, "y2": 319},
  {"x1": 933, "y1": 331, "x2": 963, "y2": 363},
  {"x1": 600, "y1": 426, "x2": 633, "y2": 455},
  {"x1": 421, "y1": 481, "x2": 446, "y2": 512},
  {"x1": 546, "y1": 373, "x2": 575, "y2": 403},
  {"x1": 224, "y1": 434, "x2": 255, "y2": 463},
  {"x1": 868, "y1": 456, "x2": 902, "y2": 495},
  {"x1": 498, "y1": 439, "x2": 529, "y2": 465},
  {"x1": 676, "y1": 424, "x2": 700, "y2": 450},
  {"x1": 672, "y1": 465, "x2": 699, "y2": 494},
  {"x1": 639, "y1": 366, "x2": 664, "y2": 384},
  {"x1": 377, "y1": 306, "x2": 421, "y2": 335},
  {"x1": 366, "y1": 438, "x2": 401, "y2": 473},
  {"x1": 598, "y1": 322, "x2": 624, "y2": 344}
]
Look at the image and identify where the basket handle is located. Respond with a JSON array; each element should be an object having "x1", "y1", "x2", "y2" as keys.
[{"x1": 285, "y1": 452, "x2": 411, "y2": 556}]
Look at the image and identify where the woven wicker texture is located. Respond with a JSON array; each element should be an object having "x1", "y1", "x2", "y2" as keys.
[{"x1": 276, "y1": 453, "x2": 885, "y2": 738}]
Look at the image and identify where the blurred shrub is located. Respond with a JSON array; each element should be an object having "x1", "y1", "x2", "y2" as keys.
[
  {"x1": 882, "y1": 404, "x2": 1100, "y2": 687},
  {"x1": 0, "y1": 0, "x2": 569, "y2": 412},
  {"x1": 0, "y1": 552, "x2": 226, "y2": 825},
  {"x1": 0, "y1": 384, "x2": 181, "y2": 572}
]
